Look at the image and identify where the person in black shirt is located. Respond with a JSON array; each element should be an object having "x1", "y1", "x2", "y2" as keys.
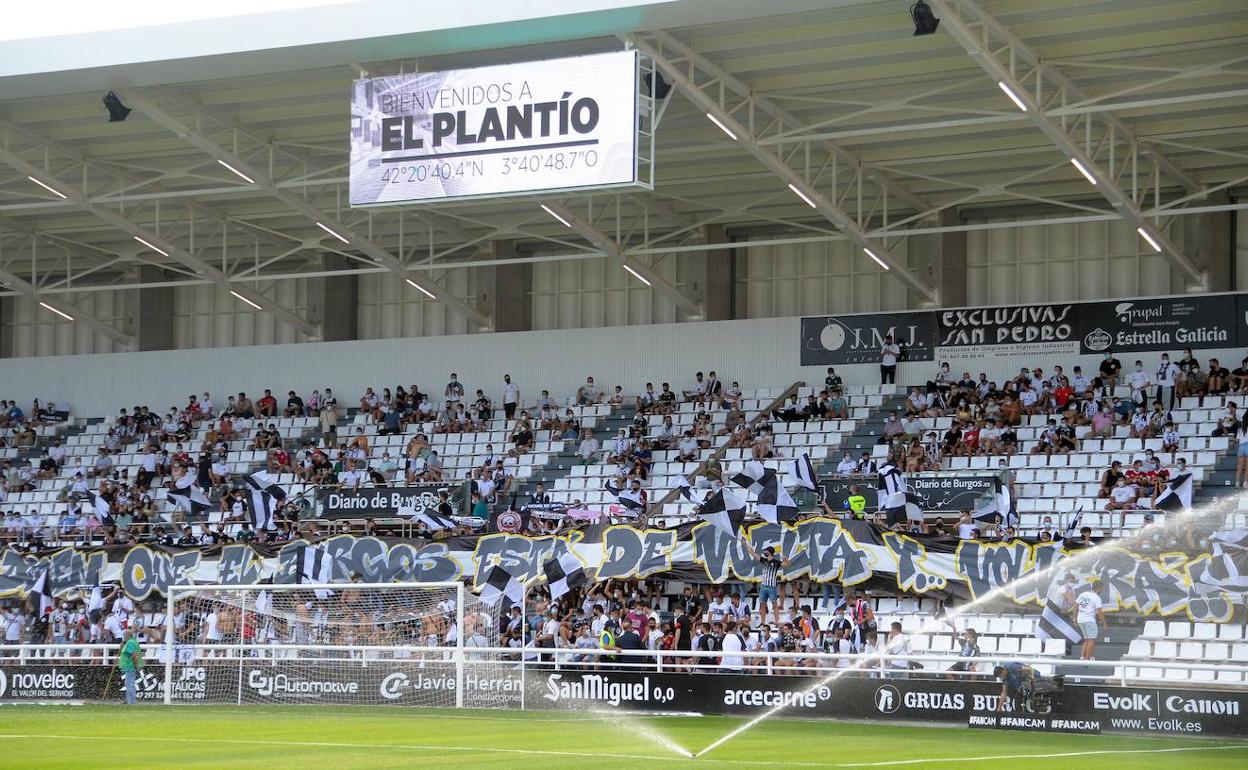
[
  {"x1": 1098, "y1": 351, "x2": 1122, "y2": 394},
  {"x1": 436, "y1": 490, "x2": 455, "y2": 520},
  {"x1": 284, "y1": 391, "x2": 305, "y2": 417},
  {"x1": 1098, "y1": 461, "x2": 1124, "y2": 498},
  {"x1": 673, "y1": 604, "x2": 694, "y2": 671},
  {"x1": 744, "y1": 542, "x2": 790, "y2": 628},
  {"x1": 1208, "y1": 358, "x2": 1231, "y2": 395},
  {"x1": 1055, "y1": 419, "x2": 1077, "y2": 453},
  {"x1": 611, "y1": 618, "x2": 646, "y2": 669}
]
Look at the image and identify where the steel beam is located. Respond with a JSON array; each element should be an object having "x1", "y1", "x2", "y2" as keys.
[
  {"x1": 929, "y1": 0, "x2": 1206, "y2": 287},
  {"x1": 0, "y1": 263, "x2": 135, "y2": 348},
  {"x1": 625, "y1": 34, "x2": 939, "y2": 304},
  {"x1": 116, "y1": 89, "x2": 492, "y2": 330},
  {"x1": 0, "y1": 145, "x2": 318, "y2": 337},
  {"x1": 539, "y1": 201, "x2": 701, "y2": 315}
]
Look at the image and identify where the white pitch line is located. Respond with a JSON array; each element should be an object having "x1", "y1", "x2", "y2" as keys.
[
  {"x1": 0, "y1": 732, "x2": 1243, "y2": 769},
  {"x1": 833, "y1": 744, "x2": 1248, "y2": 767}
]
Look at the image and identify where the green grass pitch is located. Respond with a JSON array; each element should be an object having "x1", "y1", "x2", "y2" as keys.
[{"x1": 0, "y1": 705, "x2": 1244, "y2": 769}]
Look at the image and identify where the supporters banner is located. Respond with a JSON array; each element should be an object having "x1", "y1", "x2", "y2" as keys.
[
  {"x1": 1077, "y1": 294, "x2": 1238, "y2": 354},
  {"x1": 317, "y1": 482, "x2": 467, "y2": 519},
  {"x1": 3, "y1": 518, "x2": 1246, "y2": 622},
  {"x1": 799, "y1": 312, "x2": 937, "y2": 366},
  {"x1": 821, "y1": 474, "x2": 997, "y2": 513},
  {"x1": 936, "y1": 303, "x2": 1080, "y2": 363},
  {"x1": 349, "y1": 51, "x2": 640, "y2": 205}
]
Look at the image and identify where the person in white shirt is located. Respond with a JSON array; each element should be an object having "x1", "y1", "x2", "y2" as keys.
[
  {"x1": 1070, "y1": 367, "x2": 1089, "y2": 395},
  {"x1": 720, "y1": 621, "x2": 746, "y2": 671},
  {"x1": 885, "y1": 622, "x2": 913, "y2": 676},
  {"x1": 835, "y1": 452, "x2": 857, "y2": 475},
  {"x1": 1127, "y1": 361, "x2": 1151, "y2": 406},
  {"x1": 501, "y1": 374, "x2": 520, "y2": 421},
  {"x1": 1156, "y1": 354, "x2": 1179, "y2": 409},
  {"x1": 1075, "y1": 581, "x2": 1105, "y2": 659},
  {"x1": 880, "y1": 335, "x2": 901, "y2": 384},
  {"x1": 706, "y1": 592, "x2": 729, "y2": 624}
]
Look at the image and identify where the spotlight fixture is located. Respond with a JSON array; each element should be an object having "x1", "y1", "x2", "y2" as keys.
[
  {"x1": 39, "y1": 302, "x2": 74, "y2": 321},
  {"x1": 405, "y1": 278, "x2": 437, "y2": 300},
  {"x1": 705, "y1": 113, "x2": 738, "y2": 141},
  {"x1": 26, "y1": 176, "x2": 67, "y2": 199},
  {"x1": 1069, "y1": 158, "x2": 1098, "y2": 186},
  {"x1": 787, "y1": 183, "x2": 818, "y2": 209},
  {"x1": 133, "y1": 235, "x2": 169, "y2": 257},
  {"x1": 540, "y1": 204, "x2": 573, "y2": 228},
  {"x1": 910, "y1": 1, "x2": 941, "y2": 36},
  {"x1": 622, "y1": 264, "x2": 652, "y2": 286},
  {"x1": 102, "y1": 91, "x2": 131, "y2": 123},
  {"x1": 217, "y1": 159, "x2": 255, "y2": 184},
  {"x1": 1136, "y1": 227, "x2": 1162, "y2": 253},
  {"x1": 229, "y1": 290, "x2": 262, "y2": 310},
  {"x1": 316, "y1": 222, "x2": 350, "y2": 244},
  {"x1": 643, "y1": 71, "x2": 672, "y2": 100},
  {"x1": 863, "y1": 248, "x2": 891, "y2": 271},
  {"x1": 996, "y1": 81, "x2": 1028, "y2": 112}
]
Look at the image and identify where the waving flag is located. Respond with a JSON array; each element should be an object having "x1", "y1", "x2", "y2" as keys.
[
  {"x1": 787, "y1": 453, "x2": 818, "y2": 491},
  {"x1": 1154, "y1": 472, "x2": 1193, "y2": 512},
  {"x1": 1205, "y1": 528, "x2": 1248, "y2": 589},
  {"x1": 27, "y1": 567, "x2": 54, "y2": 617},
  {"x1": 1063, "y1": 508, "x2": 1084, "y2": 541},
  {"x1": 730, "y1": 462, "x2": 797, "y2": 524},
  {"x1": 876, "y1": 463, "x2": 907, "y2": 510},
  {"x1": 973, "y1": 477, "x2": 1017, "y2": 528},
  {"x1": 243, "y1": 471, "x2": 286, "y2": 531},
  {"x1": 296, "y1": 543, "x2": 334, "y2": 599},
  {"x1": 479, "y1": 564, "x2": 524, "y2": 613},
  {"x1": 675, "y1": 477, "x2": 710, "y2": 505},
  {"x1": 168, "y1": 473, "x2": 211, "y2": 515},
  {"x1": 605, "y1": 479, "x2": 645, "y2": 511},
  {"x1": 697, "y1": 487, "x2": 747, "y2": 538},
  {"x1": 542, "y1": 551, "x2": 588, "y2": 603},
  {"x1": 91, "y1": 493, "x2": 114, "y2": 526},
  {"x1": 1036, "y1": 598, "x2": 1081, "y2": 644}
]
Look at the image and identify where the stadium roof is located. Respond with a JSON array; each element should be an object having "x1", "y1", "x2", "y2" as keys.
[{"x1": 0, "y1": 0, "x2": 1244, "y2": 333}]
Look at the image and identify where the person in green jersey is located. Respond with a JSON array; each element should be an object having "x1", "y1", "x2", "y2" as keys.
[{"x1": 118, "y1": 627, "x2": 143, "y2": 705}]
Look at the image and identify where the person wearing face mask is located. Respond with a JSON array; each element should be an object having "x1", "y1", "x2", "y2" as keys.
[
  {"x1": 1098, "y1": 350, "x2": 1122, "y2": 396},
  {"x1": 1127, "y1": 360, "x2": 1151, "y2": 407},
  {"x1": 1156, "y1": 354, "x2": 1180, "y2": 409}
]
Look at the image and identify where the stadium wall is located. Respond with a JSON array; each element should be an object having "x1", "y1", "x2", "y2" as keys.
[{"x1": 0, "y1": 307, "x2": 1244, "y2": 419}]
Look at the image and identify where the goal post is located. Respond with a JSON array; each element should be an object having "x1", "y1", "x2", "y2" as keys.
[{"x1": 161, "y1": 582, "x2": 516, "y2": 708}]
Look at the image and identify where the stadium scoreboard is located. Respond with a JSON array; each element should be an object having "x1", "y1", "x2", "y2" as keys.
[{"x1": 349, "y1": 50, "x2": 650, "y2": 206}]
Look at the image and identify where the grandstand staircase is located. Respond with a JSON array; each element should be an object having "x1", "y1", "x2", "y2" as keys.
[{"x1": 823, "y1": 391, "x2": 909, "y2": 470}]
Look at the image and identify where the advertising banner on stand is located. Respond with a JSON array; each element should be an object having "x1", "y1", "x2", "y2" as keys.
[
  {"x1": 1078, "y1": 295, "x2": 1237, "y2": 354},
  {"x1": 821, "y1": 474, "x2": 998, "y2": 513},
  {"x1": 936, "y1": 303, "x2": 1080, "y2": 363},
  {"x1": 350, "y1": 51, "x2": 640, "y2": 205},
  {"x1": 800, "y1": 312, "x2": 937, "y2": 366},
  {"x1": 318, "y1": 483, "x2": 467, "y2": 519}
]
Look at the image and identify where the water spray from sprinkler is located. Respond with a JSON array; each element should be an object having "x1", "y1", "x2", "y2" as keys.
[{"x1": 695, "y1": 493, "x2": 1242, "y2": 759}]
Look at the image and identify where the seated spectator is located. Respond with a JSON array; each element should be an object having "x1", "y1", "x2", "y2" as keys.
[
  {"x1": 1104, "y1": 477, "x2": 1138, "y2": 523},
  {"x1": 256, "y1": 389, "x2": 277, "y2": 417},
  {"x1": 1231, "y1": 357, "x2": 1248, "y2": 395},
  {"x1": 834, "y1": 452, "x2": 856, "y2": 475},
  {"x1": 577, "y1": 429, "x2": 600, "y2": 465},
  {"x1": 608, "y1": 386, "x2": 625, "y2": 408},
  {"x1": 676, "y1": 431, "x2": 699, "y2": 463},
  {"x1": 507, "y1": 416, "x2": 534, "y2": 458},
  {"x1": 751, "y1": 427, "x2": 774, "y2": 460},
  {"x1": 1212, "y1": 402, "x2": 1239, "y2": 437},
  {"x1": 635, "y1": 382, "x2": 658, "y2": 414},
  {"x1": 283, "y1": 390, "x2": 304, "y2": 417},
  {"x1": 576, "y1": 376, "x2": 602, "y2": 406},
  {"x1": 720, "y1": 381, "x2": 743, "y2": 411},
  {"x1": 1208, "y1": 358, "x2": 1231, "y2": 395},
  {"x1": 682, "y1": 372, "x2": 708, "y2": 404}
]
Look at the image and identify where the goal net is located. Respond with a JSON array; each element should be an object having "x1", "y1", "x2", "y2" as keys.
[{"x1": 161, "y1": 582, "x2": 521, "y2": 708}]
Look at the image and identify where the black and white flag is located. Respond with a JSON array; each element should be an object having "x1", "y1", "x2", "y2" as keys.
[
  {"x1": 479, "y1": 564, "x2": 524, "y2": 613},
  {"x1": 973, "y1": 477, "x2": 1017, "y2": 528},
  {"x1": 730, "y1": 460, "x2": 768, "y2": 495},
  {"x1": 1035, "y1": 598, "x2": 1082, "y2": 644},
  {"x1": 876, "y1": 463, "x2": 907, "y2": 510},
  {"x1": 1205, "y1": 528, "x2": 1248, "y2": 589},
  {"x1": 1063, "y1": 508, "x2": 1084, "y2": 541},
  {"x1": 414, "y1": 511, "x2": 457, "y2": 531},
  {"x1": 297, "y1": 543, "x2": 334, "y2": 599},
  {"x1": 243, "y1": 471, "x2": 286, "y2": 531},
  {"x1": 675, "y1": 477, "x2": 710, "y2": 506},
  {"x1": 27, "y1": 567, "x2": 54, "y2": 617},
  {"x1": 756, "y1": 477, "x2": 798, "y2": 525},
  {"x1": 1154, "y1": 472, "x2": 1193, "y2": 512},
  {"x1": 543, "y1": 551, "x2": 588, "y2": 603},
  {"x1": 697, "y1": 487, "x2": 747, "y2": 538},
  {"x1": 787, "y1": 453, "x2": 818, "y2": 491},
  {"x1": 605, "y1": 479, "x2": 645, "y2": 511},
  {"x1": 91, "y1": 493, "x2": 114, "y2": 526},
  {"x1": 168, "y1": 473, "x2": 211, "y2": 515}
]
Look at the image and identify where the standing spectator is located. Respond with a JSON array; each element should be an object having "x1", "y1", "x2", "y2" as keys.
[
  {"x1": 879, "y1": 334, "x2": 900, "y2": 385},
  {"x1": 118, "y1": 627, "x2": 143, "y2": 705},
  {"x1": 1075, "y1": 580, "x2": 1105, "y2": 660},
  {"x1": 444, "y1": 374, "x2": 464, "y2": 404},
  {"x1": 1236, "y1": 418, "x2": 1248, "y2": 489},
  {"x1": 501, "y1": 374, "x2": 519, "y2": 421},
  {"x1": 1098, "y1": 351, "x2": 1122, "y2": 395},
  {"x1": 1156, "y1": 354, "x2": 1180, "y2": 409},
  {"x1": 743, "y1": 542, "x2": 788, "y2": 629}
]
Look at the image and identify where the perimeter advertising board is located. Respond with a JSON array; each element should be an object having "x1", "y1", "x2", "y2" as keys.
[{"x1": 350, "y1": 51, "x2": 640, "y2": 205}]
